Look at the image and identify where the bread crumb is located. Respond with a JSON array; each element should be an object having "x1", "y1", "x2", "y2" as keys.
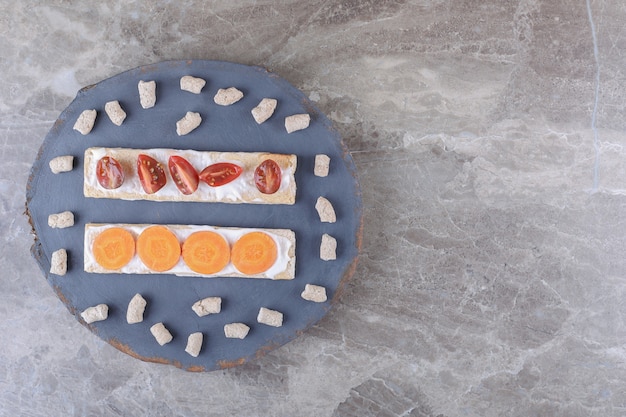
[
  {"x1": 320, "y1": 234, "x2": 337, "y2": 261},
  {"x1": 314, "y1": 154, "x2": 330, "y2": 177},
  {"x1": 104, "y1": 100, "x2": 127, "y2": 126},
  {"x1": 180, "y1": 75, "x2": 206, "y2": 94},
  {"x1": 285, "y1": 113, "x2": 310, "y2": 133},
  {"x1": 301, "y1": 284, "x2": 327, "y2": 303},
  {"x1": 48, "y1": 211, "x2": 74, "y2": 229},
  {"x1": 150, "y1": 322, "x2": 173, "y2": 346},
  {"x1": 80, "y1": 304, "x2": 109, "y2": 324},
  {"x1": 176, "y1": 111, "x2": 202, "y2": 135},
  {"x1": 251, "y1": 98, "x2": 277, "y2": 124},
  {"x1": 73, "y1": 109, "x2": 97, "y2": 135},
  {"x1": 138, "y1": 80, "x2": 156, "y2": 109},
  {"x1": 50, "y1": 249, "x2": 67, "y2": 276},
  {"x1": 315, "y1": 197, "x2": 336, "y2": 223},
  {"x1": 126, "y1": 293, "x2": 147, "y2": 324},
  {"x1": 257, "y1": 307, "x2": 283, "y2": 327},
  {"x1": 49, "y1": 156, "x2": 74, "y2": 174},
  {"x1": 185, "y1": 332, "x2": 203, "y2": 357},
  {"x1": 224, "y1": 323, "x2": 250, "y2": 339},
  {"x1": 192, "y1": 297, "x2": 222, "y2": 317},
  {"x1": 214, "y1": 87, "x2": 243, "y2": 106}
]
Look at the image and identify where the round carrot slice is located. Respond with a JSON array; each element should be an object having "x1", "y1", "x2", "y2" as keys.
[
  {"x1": 92, "y1": 227, "x2": 135, "y2": 270},
  {"x1": 136, "y1": 226, "x2": 181, "y2": 272},
  {"x1": 182, "y1": 231, "x2": 230, "y2": 274},
  {"x1": 231, "y1": 232, "x2": 277, "y2": 275}
]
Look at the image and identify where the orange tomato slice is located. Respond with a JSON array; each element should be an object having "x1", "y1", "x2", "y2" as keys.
[
  {"x1": 136, "y1": 226, "x2": 181, "y2": 272},
  {"x1": 182, "y1": 231, "x2": 230, "y2": 274},
  {"x1": 92, "y1": 227, "x2": 135, "y2": 270},
  {"x1": 231, "y1": 232, "x2": 277, "y2": 275}
]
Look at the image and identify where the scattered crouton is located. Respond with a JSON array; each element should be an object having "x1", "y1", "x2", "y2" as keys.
[
  {"x1": 301, "y1": 284, "x2": 327, "y2": 303},
  {"x1": 80, "y1": 304, "x2": 109, "y2": 324},
  {"x1": 150, "y1": 322, "x2": 173, "y2": 346},
  {"x1": 105, "y1": 100, "x2": 127, "y2": 126},
  {"x1": 49, "y1": 156, "x2": 74, "y2": 174},
  {"x1": 315, "y1": 197, "x2": 336, "y2": 223},
  {"x1": 176, "y1": 111, "x2": 202, "y2": 136},
  {"x1": 257, "y1": 307, "x2": 283, "y2": 327},
  {"x1": 180, "y1": 75, "x2": 206, "y2": 94},
  {"x1": 50, "y1": 249, "x2": 67, "y2": 276},
  {"x1": 126, "y1": 293, "x2": 147, "y2": 324},
  {"x1": 251, "y1": 98, "x2": 277, "y2": 124},
  {"x1": 314, "y1": 154, "x2": 330, "y2": 177},
  {"x1": 285, "y1": 113, "x2": 310, "y2": 133},
  {"x1": 320, "y1": 234, "x2": 337, "y2": 261},
  {"x1": 138, "y1": 80, "x2": 156, "y2": 109},
  {"x1": 73, "y1": 109, "x2": 97, "y2": 135},
  {"x1": 185, "y1": 332, "x2": 203, "y2": 357},
  {"x1": 48, "y1": 211, "x2": 74, "y2": 229},
  {"x1": 224, "y1": 323, "x2": 250, "y2": 339},
  {"x1": 214, "y1": 87, "x2": 243, "y2": 105},
  {"x1": 192, "y1": 297, "x2": 222, "y2": 317}
]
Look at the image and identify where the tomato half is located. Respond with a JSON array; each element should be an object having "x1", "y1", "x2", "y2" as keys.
[
  {"x1": 254, "y1": 159, "x2": 281, "y2": 194},
  {"x1": 96, "y1": 156, "x2": 125, "y2": 189},
  {"x1": 199, "y1": 162, "x2": 243, "y2": 187},
  {"x1": 168, "y1": 155, "x2": 199, "y2": 195},
  {"x1": 137, "y1": 154, "x2": 167, "y2": 194}
]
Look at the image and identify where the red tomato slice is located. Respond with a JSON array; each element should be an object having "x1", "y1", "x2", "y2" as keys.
[
  {"x1": 137, "y1": 154, "x2": 167, "y2": 194},
  {"x1": 254, "y1": 159, "x2": 281, "y2": 194},
  {"x1": 96, "y1": 156, "x2": 124, "y2": 189},
  {"x1": 168, "y1": 155, "x2": 199, "y2": 195},
  {"x1": 199, "y1": 162, "x2": 243, "y2": 187}
]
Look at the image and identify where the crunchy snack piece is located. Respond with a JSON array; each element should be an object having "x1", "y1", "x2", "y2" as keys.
[
  {"x1": 315, "y1": 196, "x2": 336, "y2": 223},
  {"x1": 48, "y1": 211, "x2": 74, "y2": 229},
  {"x1": 50, "y1": 249, "x2": 67, "y2": 276},
  {"x1": 150, "y1": 322, "x2": 173, "y2": 345},
  {"x1": 314, "y1": 154, "x2": 330, "y2": 177},
  {"x1": 285, "y1": 113, "x2": 310, "y2": 133},
  {"x1": 251, "y1": 98, "x2": 277, "y2": 124},
  {"x1": 192, "y1": 297, "x2": 222, "y2": 317},
  {"x1": 257, "y1": 307, "x2": 283, "y2": 327},
  {"x1": 224, "y1": 323, "x2": 250, "y2": 339},
  {"x1": 320, "y1": 234, "x2": 337, "y2": 261},
  {"x1": 301, "y1": 284, "x2": 327, "y2": 303},
  {"x1": 105, "y1": 100, "x2": 127, "y2": 126},
  {"x1": 185, "y1": 332, "x2": 203, "y2": 357},
  {"x1": 138, "y1": 80, "x2": 156, "y2": 109},
  {"x1": 73, "y1": 109, "x2": 97, "y2": 135},
  {"x1": 180, "y1": 75, "x2": 206, "y2": 94},
  {"x1": 176, "y1": 111, "x2": 202, "y2": 136},
  {"x1": 49, "y1": 155, "x2": 74, "y2": 174},
  {"x1": 214, "y1": 87, "x2": 243, "y2": 106},
  {"x1": 126, "y1": 293, "x2": 147, "y2": 324},
  {"x1": 80, "y1": 304, "x2": 109, "y2": 324}
]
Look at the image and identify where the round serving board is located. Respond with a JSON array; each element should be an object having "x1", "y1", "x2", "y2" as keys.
[{"x1": 26, "y1": 60, "x2": 362, "y2": 371}]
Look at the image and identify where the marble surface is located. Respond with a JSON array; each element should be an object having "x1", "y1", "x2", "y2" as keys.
[{"x1": 2, "y1": 1, "x2": 626, "y2": 416}]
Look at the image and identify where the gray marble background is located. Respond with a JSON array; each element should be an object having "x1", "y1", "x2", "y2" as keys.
[{"x1": 2, "y1": 1, "x2": 626, "y2": 416}]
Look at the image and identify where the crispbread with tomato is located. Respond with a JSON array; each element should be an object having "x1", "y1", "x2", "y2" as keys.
[{"x1": 83, "y1": 147, "x2": 297, "y2": 205}]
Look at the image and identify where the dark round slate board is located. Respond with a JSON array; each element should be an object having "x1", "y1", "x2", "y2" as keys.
[{"x1": 26, "y1": 60, "x2": 362, "y2": 371}]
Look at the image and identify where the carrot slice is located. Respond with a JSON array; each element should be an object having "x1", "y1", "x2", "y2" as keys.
[
  {"x1": 92, "y1": 227, "x2": 135, "y2": 270},
  {"x1": 231, "y1": 232, "x2": 277, "y2": 275},
  {"x1": 182, "y1": 231, "x2": 230, "y2": 274},
  {"x1": 136, "y1": 226, "x2": 181, "y2": 272}
]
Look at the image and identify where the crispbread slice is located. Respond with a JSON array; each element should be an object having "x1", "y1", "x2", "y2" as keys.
[
  {"x1": 84, "y1": 223, "x2": 296, "y2": 280},
  {"x1": 84, "y1": 147, "x2": 297, "y2": 205}
]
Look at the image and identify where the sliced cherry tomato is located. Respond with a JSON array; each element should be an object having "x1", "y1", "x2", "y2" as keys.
[
  {"x1": 199, "y1": 162, "x2": 243, "y2": 187},
  {"x1": 168, "y1": 155, "x2": 199, "y2": 195},
  {"x1": 254, "y1": 159, "x2": 282, "y2": 194},
  {"x1": 96, "y1": 156, "x2": 125, "y2": 189},
  {"x1": 137, "y1": 154, "x2": 167, "y2": 194}
]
